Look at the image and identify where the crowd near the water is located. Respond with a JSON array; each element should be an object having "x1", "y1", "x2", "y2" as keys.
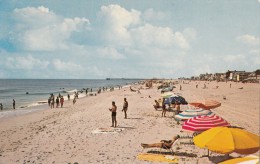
[{"x1": 0, "y1": 85, "x2": 128, "y2": 111}]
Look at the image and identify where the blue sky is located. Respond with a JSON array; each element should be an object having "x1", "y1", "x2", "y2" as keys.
[{"x1": 0, "y1": 0, "x2": 259, "y2": 79}]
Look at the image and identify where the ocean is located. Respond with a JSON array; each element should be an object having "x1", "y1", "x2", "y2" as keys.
[{"x1": 0, "y1": 79, "x2": 140, "y2": 111}]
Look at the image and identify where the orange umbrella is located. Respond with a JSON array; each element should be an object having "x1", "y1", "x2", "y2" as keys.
[{"x1": 189, "y1": 100, "x2": 221, "y2": 110}]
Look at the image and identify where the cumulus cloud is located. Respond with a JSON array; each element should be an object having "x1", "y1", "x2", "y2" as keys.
[
  {"x1": 1, "y1": 4, "x2": 198, "y2": 78},
  {"x1": 130, "y1": 24, "x2": 190, "y2": 49},
  {"x1": 12, "y1": 6, "x2": 90, "y2": 51},
  {"x1": 96, "y1": 47, "x2": 124, "y2": 59},
  {"x1": 237, "y1": 34, "x2": 260, "y2": 46},
  {"x1": 97, "y1": 4, "x2": 140, "y2": 45},
  {"x1": 13, "y1": 6, "x2": 59, "y2": 28},
  {"x1": 52, "y1": 59, "x2": 84, "y2": 72},
  {"x1": 6, "y1": 55, "x2": 50, "y2": 70}
]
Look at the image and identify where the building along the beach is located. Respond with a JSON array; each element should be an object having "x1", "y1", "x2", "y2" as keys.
[
  {"x1": 213, "y1": 73, "x2": 226, "y2": 81},
  {"x1": 225, "y1": 70, "x2": 252, "y2": 82},
  {"x1": 246, "y1": 69, "x2": 260, "y2": 83}
]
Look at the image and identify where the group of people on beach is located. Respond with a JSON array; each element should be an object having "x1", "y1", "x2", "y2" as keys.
[
  {"x1": 153, "y1": 98, "x2": 181, "y2": 117},
  {"x1": 108, "y1": 98, "x2": 128, "y2": 127},
  {"x1": 48, "y1": 94, "x2": 64, "y2": 108}
]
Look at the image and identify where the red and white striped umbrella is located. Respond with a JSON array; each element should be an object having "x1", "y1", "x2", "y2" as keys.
[{"x1": 182, "y1": 115, "x2": 230, "y2": 132}]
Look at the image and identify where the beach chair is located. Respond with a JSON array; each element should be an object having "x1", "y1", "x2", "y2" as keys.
[{"x1": 141, "y1": 138, "x2": 179, "y2": 155}]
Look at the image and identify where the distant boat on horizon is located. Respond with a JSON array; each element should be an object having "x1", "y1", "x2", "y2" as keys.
[{"x1": 106, "y1": 78, "x2": 111, "y2": 80}]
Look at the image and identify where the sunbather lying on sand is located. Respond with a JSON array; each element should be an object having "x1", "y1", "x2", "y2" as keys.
[{"x1": 141, "y1": 135, "x2": 180, "y2": 149}]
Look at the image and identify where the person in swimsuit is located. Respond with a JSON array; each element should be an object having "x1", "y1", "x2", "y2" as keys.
[
  {"x1": 109, "y1": 101, "x2": 117, "y2": 127},
  {"x1": 161, "y1": 98, "x2": 167, "y2": 117},
  {"x1": 122, "y1": 98, "x2": 128, "y2": 119},
  {"x1": 141, "y1": 135, "x2": 180, "y2": 149},
  {"x1": 153, "y1": 100, "x2": 160, "y2": 110}
]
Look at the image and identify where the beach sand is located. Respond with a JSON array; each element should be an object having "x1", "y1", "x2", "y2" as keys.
[{"x1": 0, "y1": 81, "x2": 259, "y2": 163}]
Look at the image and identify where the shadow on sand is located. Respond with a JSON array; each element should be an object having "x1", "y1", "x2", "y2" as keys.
[
  {"x1": 127, "y1": 117, "x2": 143, "y2": 120},
  {"x1": 146, "y1": 150, "x2": 198, "y2": 157}
]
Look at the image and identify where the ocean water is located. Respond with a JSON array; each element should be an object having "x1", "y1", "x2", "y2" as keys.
[{"x1": 0, "y1": 79, "x2": 139, "y2": 111}]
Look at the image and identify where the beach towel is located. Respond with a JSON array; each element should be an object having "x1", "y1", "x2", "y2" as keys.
[
  {"x1": 91, "y1": 127, "x2": 124, "y2": 134},
  {"x1": 137, "y1": 153, "x2": 178, "y2": 163}
]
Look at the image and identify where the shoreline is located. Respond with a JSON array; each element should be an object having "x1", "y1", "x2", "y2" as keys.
[
  {"x1": 0, "y1": 80, "x2": 259, "y2": 163},
  {"x1": 0, "y1": 83, "x2": 136, "y2": 120}
]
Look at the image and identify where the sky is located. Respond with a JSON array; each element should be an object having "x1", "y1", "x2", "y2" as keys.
[{"x1": 0, "y1": 0, "x2": 259, "y2": 79}]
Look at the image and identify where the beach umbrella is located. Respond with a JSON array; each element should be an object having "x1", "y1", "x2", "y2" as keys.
[
  {"x1": 182, "y1": 115, "x2": 230, "y2": 132},
  {"x1": 161, "y1": 92, "x2": 175, "y2": 98},
  {"x1": 189, "y1": 100, "x2": 221, "y2": 110},
  {"x1": 164, "y1": 95, "x2": 188, "y2": 105},
  {"x1": 219, "y1": 155, "x2": 259, "y2": 164},
  {"x1": 193, "y1": 127, "x2": 260, "y2": 155},
  {"x1": 175, "y1": 108, "x2": 214, "y2": 120},
  {"x1": 161, "y1": 86, "x2": 175, "y2": 93}
]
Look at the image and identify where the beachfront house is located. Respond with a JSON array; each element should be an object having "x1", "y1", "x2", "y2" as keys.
[
  {"x1": 226, "y1": 70, "x2": 252, "y2": 82},
  {"x1": 213, "y1": 73, "x2": 226, "y2": 81},
  {"x1": 245, "y1": 69, "x2": 260, "y2": 83},
  {"x1": 199, "y1": 73, "x2": 213, "y2": 81}
]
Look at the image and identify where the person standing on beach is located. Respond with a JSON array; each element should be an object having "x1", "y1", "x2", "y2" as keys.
[
  {"x1": 162, "y1": 98, "x2": 167, "y2": 117},
  {"x1": 122, "y1": 98, "x2": 128, "y2": 119},
  {"x1": 176, "y1": 102, "x2": 180, "y2": 114},
  {"x1": 48, "y1": 97, "x2": 51, "y2": 107},
  {"x1": 0, "y1": 103, "x2": 3, "y2": 110},
  {"x1": 56, "y1": 96, "x2": 59, "y2": 108},
  {"x1": 109, "y1": 101, "x2": 117, "y2": 127},
  {"x1": 67, "y1": 94, "x2": 70, "y2": 101},
  {"x1": 13, "y1": 99, "x2": 15, "y2": 109},
  {"x1": 60, "y1": 96, "x2": 64, "y2": 108}
]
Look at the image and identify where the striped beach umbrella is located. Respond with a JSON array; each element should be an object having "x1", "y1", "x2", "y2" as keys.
[
  {"x1": 189, "y1": 100, "x2": 221, "y2": 110},
  {"x1": 182, "y1": 115, "x2": 230, "y2": 132},
  {"x1": 175, "y1": 108, "x2": 214, "y2": 120}
]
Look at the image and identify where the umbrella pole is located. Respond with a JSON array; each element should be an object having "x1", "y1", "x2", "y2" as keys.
[{"x1": 207, "y1": 149, "x2": 209, "y2": 157}]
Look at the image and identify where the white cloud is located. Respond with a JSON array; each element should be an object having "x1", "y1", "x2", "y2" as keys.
[
  {"x1": 14, "y1": 6, "x2": 59, "y2": 29},
  {"x1": 97, "y1": 4, "x2": 140, "y2": 45},
  {"x1": 6, "y1": 55, "x2": 49, "y2": 70},
  {"x1": 237, "y1": 34, "x2": 260, "y2": 46},
  {"x1": 52, "y1": 59, "x2": 84, "y2": 72},
  {"x1": 13, "y1": 6, "x2": 90, "y2": 51},
  {"x1": 96, "y1": 47, "x2": 124, "y2": 59},
  {"x1": 130, "y1": 24, "x2": 190, "y2": 49}
]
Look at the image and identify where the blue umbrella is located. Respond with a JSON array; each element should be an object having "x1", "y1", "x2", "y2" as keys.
[{"x1": 164, "y1": 95, "x2": 188, "y2": 105}]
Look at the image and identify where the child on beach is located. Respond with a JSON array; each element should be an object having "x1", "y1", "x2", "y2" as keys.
[
  {"x1": 122, "y1": 98, "x2": 128, "y2": 119},
  {"x1": 109, "y1": 101, "x2": 117, "y2": 127}
]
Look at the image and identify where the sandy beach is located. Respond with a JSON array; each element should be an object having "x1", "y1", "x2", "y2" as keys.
[{"x1": 0, "y1": 81, "x2": 259, "y2": 164}]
